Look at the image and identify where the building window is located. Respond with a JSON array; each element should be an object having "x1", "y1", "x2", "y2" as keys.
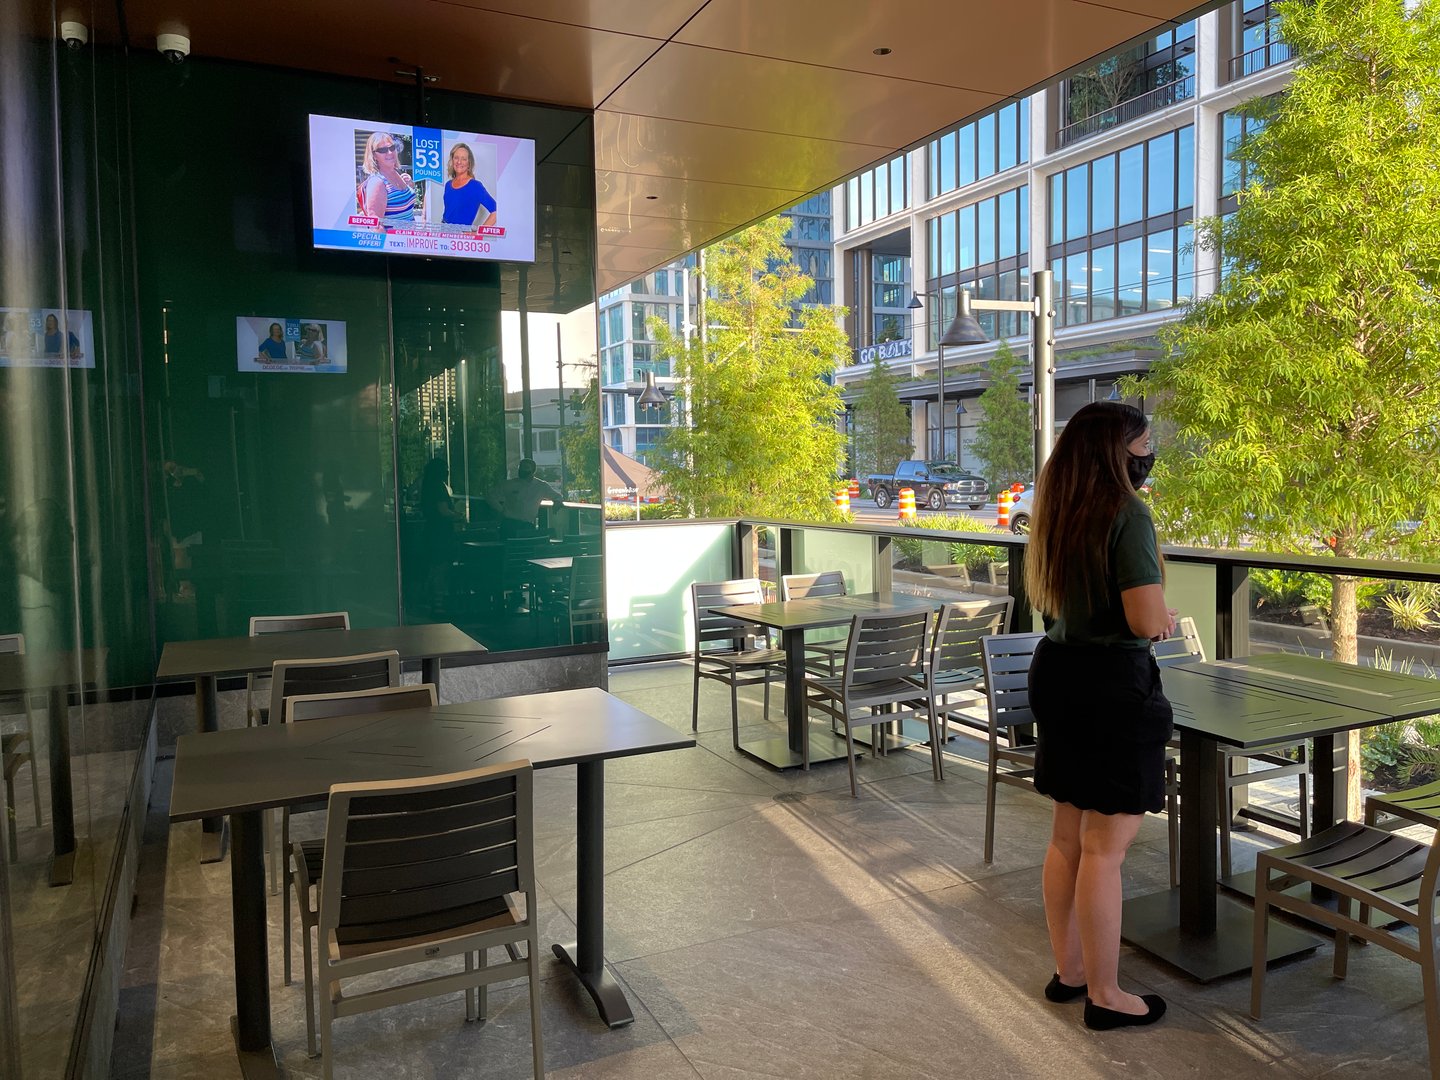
[
  {"x1": 924, "y1": 185, "x2": 1029, "y2": 340},
  {"x1": 1229, "y1": 0, "x2": 1290, "y2": 81},
  {"x1": 927, "y1": 99, "x2": 1030, "y2": 200},
  {"x1": 1056, "y1": 22, "x2": 1195, "y2": 147},
  {"x1": 1045, "y1": 126, "x2": 1195, "y2": 327},
  {"x1": 1220, "y1": 105, "x2": 1269, "y2": 205},
  {"x1": 844, "y1": 154, "x2": 909, "y2": 233}
]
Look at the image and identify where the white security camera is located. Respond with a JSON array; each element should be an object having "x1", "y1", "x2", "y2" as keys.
[
  {"x1": 157, "y1": 32, "x2": 190, "y2": 64},
  {"x1": 59, "y1": 21, "x2": 88, "y2": 49}
]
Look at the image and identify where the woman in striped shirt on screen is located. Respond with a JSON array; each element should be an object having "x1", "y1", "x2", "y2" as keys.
[{"x1": 359, "y1": 131, "x2": 416, "y2": 225}]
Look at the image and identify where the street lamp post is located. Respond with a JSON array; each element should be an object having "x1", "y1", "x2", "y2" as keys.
[
  {"x1": 909, "y1": 269, "x2": 1057, "y2": 476},
  {"x1": 906, "y1": 292, "x2": 976, "y2": 461}
]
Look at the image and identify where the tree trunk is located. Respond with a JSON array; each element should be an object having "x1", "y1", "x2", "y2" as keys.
[{"x1": 1331, "y1": 574, "x2": 1362, "y2": 820}]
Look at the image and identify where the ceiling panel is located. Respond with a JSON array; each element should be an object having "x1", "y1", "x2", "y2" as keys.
[
  {"x1": 602, "y1": 44, "x2": 1002, "y2": 146},
  {"x1": 596, "y1": 212, "x2": 735, "y2": 254},
  {"x1": 597, "y1": 170, "x2": 810, "y2": 225},
  {"x1": 595, "y1": 111, "x2": 891, "y2": 192},
  {"x1": 677, "y1": 0, "x2": 1172, "y2": 94},
  {"x1": 438, "y1": 0, "x2": 705, "y2": 40},
  {"x1": 122, "y1": 0, "x2": 655, "y2": 107}
]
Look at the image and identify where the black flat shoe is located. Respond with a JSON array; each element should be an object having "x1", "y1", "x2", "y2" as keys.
[
  {"x1": 1084, "y1": 994, "x2": 1167, "y2": 1030},
  {"x1": 1044, "y1": 974, "x2": 1087, "y2": 1003}
]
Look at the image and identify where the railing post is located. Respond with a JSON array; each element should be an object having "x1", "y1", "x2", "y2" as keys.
[
  {"x1": 1214, "y1": 563, "x2": 1250, "y2": 661},
  {"x1": 734, "y1": 521, "x2": 753, "y2": 581},
  {"x1": 874, "y1": 534, "x2": 893, "y2": 594},
  {"x1": 1007, "y1": 543, "x2": 1031, "y2": 633},
  {"x1": 778, "y1": 527, "x2": 795, "y2": 581}
]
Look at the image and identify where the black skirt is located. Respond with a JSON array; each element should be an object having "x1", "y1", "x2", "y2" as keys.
[{"x1": 1028, "y1": 637, "x2": 1174, "y2": 815}]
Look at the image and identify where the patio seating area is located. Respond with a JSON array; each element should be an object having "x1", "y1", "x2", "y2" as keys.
[{"x1": 108, "y1": 661, "x2": 1437, "y2": 1079}]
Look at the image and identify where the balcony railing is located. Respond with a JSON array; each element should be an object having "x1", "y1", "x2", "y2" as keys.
[
  {"x1": 1228, "y1": 40, "x2": 1294, "y2": 81},
  {"x1": 1056, "y1": 75, "x2": 1196, "y2": 149}
]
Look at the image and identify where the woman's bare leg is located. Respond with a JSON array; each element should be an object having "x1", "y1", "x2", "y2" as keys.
[
  {"x1": 1075, "y1": 809, "x2": 1146, "y2": 1012},
  {"x1": 1041, "y1": 800, "x2": 1086, "y2": 986}
]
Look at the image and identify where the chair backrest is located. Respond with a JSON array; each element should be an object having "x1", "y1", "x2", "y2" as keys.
[
  {"x1": 691, "y1": 579, "x2": 768, "y2": 656},
  {"x1": 569, "y1": 554, "x2": 604, "y2": 605},
  {"x1": 929, "y1": 598, "x2": 1014, "y2": 686},
  {"x1": 0, "y1": 634, "x2": 23, "y2": 656},
  {"x1": 981, "y1": 633, "x2": 1045, "y2": 733},
  {"x1": 318, "y1": 760, "x2": 534, "y2": 950},
  {"x1": 780, "y1": 571, "x2": 846, "y2": 601},
  {"x1": 285, "y1": 683, "x2": 437, "y2": 725},
  {"x1": 268, "y1": 650, "x2": 400, "y2": 725},
  {"x1": 1152, "y1": 616, "x2": 1205, "y2": 667},
  {"x1": 842, "y1": 609, "x2": 930, "y2": 687},
  {"x1": 249, "y1": 611, "x2": 350, "y2": 636}
]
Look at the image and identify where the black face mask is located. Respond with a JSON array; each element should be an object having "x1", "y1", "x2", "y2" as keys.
[{"x1": 1127, "y1": 452, "x2": 1155, "y2": 490}]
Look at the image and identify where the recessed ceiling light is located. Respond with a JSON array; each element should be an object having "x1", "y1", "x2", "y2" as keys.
[
  {"x1": 873, "y1": 47, "x2": 892, "y2": 56},
  {"x1": 645, "y1": 195, "x2": 658, "y2": 200}
]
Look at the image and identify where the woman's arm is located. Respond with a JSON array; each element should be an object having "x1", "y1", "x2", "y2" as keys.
[
  {"x1": 1121, "y1": 584, "x2": 1176, "y2": 640},
  {"x1": 479, "y1": 211, "x2": 497, "y2": 228},
  {"x1": 364, "y1": 177, "x2": 386, "y2": 220}
]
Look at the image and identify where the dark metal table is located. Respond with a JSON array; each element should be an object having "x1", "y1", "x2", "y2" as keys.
[
  {"x1": 0, "y1": 648, "x2": 106, "y2": 886},
  {"x1": 156, "y1": 623, "x2": 485, "y2": 861},
  {"x1": 709, "y1": 592, "x2": 940, "y2": 770},
  {"x1": 169, "y1": 687, "x2": 692, "y2": 1080},
  {"x1": 1121, "y1": 657, "x2": 1436, "y2": 980}
]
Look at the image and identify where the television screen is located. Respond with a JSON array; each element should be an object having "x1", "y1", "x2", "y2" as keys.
[
  {"x1": 308, "y1": 114, "x2": 536, "y2": 263},
  {"x1": 0, "y1": 307, "x2": 95, "y2": 369},
  {"x1": 235, "y1": 316, "x2": 348, "y2": 374}
]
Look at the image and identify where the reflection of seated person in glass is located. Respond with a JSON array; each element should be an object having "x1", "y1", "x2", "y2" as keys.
[
  {"x1": 441, "y1": 143, "x2": 497, "y2": 230},
  {"x1": 295, "y1": 323, "x2": 327, "y2": 363},
  {"x1": 420, "y1": 456, "x2": 462, "y2": 610},
  {"x1": 489, "y1": 459, "x2": 559, "y2": 538},
  {"x1": 256, "y1": 322, "x2": 288, "y2": 362},
  {"x1": 43, "y1": 314, "x2": 81, "y2": 359}
]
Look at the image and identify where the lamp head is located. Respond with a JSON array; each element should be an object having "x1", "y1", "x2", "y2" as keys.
[
  {"x1": 906, "y1": 294, "x2": 925, "y2": 310},
  {"x1": 637, "y1": 370, "x2": 667, "y2": 408},
  {"x1": 940, "y1": 289, "x2": 988, "y2": 346}
]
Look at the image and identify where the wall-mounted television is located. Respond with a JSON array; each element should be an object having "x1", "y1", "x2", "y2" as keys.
[{"x1": 308, "y1": 114, "x2": 536, "y2": 263}]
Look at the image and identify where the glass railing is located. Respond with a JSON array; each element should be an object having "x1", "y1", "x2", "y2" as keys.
[
  {"x1": 1056, "y1": 75, "x2": 1196, "y2": 149},
  {"x1": 1228, "y1": 40, "x2": 1294, "y2": 81}
]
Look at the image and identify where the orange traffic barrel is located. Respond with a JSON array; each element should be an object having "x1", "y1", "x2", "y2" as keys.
[
  {"x1": 997, "y1": 489, "x2": 1013, "y2": 529},
  {"x1": 897, "y1": 487, "x2": 916, "y2": 521},
  {"x1": 848, "y1": 478, "x2": 860, "y2": 500},
  {"x1": 833, "y1": 487, "x2": 850, "y2": 514}
]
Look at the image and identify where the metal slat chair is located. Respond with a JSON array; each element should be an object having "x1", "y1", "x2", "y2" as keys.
[
  {"x1": 0, "y1": 634, "x2": 41, "y2": 859},
  {"x1": 1251, "y1": 815, "x2": 1440, "y2": 1077},
  {"x1": 313, "y1": 761, "x2": 544, "y2": 1080},
  {"x1": 979, "y1": 632, "x2": 1045, "y2": 863},
  {"x1": 284, "y1": 683, "x2": 438, "y2": 1057},
  {"x1": 689, "y1": 580, "x2": 785, "y2": 742},
  {"x1": 780, "y1": 571, "x2": 849, "y2": 677},
  {"x1": 245, "y1": 611, "x2": 351, "y2": 727},
  {"x1": 1156, "y1": 618, "x2": 1310, "y2": 879},
  {"x1": 266, "y1": 650, "x2": 400, "y2": 899},
  {"x1": 804, "y1": 609, "x2": 939, "y2": 797},
  {"x1": 912, "y1": 598, "x2": 1014, "y2": 746}
]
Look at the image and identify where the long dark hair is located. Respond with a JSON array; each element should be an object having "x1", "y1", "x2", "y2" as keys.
[{"x1": 1024, "y1": 401, "x2": 1151, "y2": 617}]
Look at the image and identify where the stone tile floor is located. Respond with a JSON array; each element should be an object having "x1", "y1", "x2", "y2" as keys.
[{"x1": 108, "y1": 662, "x2": 1435, "y2": 1078}]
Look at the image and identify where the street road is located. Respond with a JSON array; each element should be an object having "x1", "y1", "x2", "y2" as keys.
[{"x1": 849, "y1": 497, "x2": 1005, "y2": 526}]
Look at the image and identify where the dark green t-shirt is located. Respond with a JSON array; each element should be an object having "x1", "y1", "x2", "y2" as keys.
[{"x1": 1043, "y1": 494, "x2": 1163, "y2": 649}]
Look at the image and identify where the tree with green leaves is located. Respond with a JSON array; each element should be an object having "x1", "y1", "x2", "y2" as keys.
[
  {"x1": 970, "y1": 340, "x2": 1032, "y2": 487},
  {"x1": 1144, "y1": 0, "x2": 1440, "y2": 814},
  {"x1": 559, "y1": 376, "x2": 600, "y2": 500},
  {"x1": 850, "y1": 357, "x2": 911, "y2": 481},
  {"x1": 651, "y1": 216, "x2": 849, "y2": 519}
]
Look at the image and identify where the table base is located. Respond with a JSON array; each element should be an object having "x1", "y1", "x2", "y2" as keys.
[
  {"x1": 49, "y1": 849, "x2": 74, "y2": 887},
  {"x1": 229, "y1": 1015, "x2": 278, "y2": 1080},
  {"x1": 552, "y1": 942, "x2": 634, "y2": 1029},
  {"x1": 736, "y1": 730, "x2": 852, "y2": 770},
  {"x1": 1122, "y1": 888, "x2": 1322, "y2": 981}
]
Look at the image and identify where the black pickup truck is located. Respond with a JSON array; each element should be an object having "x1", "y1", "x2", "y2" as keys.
[{"x1": 867, "y1": 460, "x2": 989, "y2": 512}]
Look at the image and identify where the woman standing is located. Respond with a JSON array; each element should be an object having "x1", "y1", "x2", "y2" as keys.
[
  {"x1": 359, "y1": 132, "x2": 416, "y2": 225},
  {"x1": 441, "y1": 143, "x2": 497, "y2": 229},
  {"x1": 1024, "y1": 401, "x2": 1174, "y2": 1030}
]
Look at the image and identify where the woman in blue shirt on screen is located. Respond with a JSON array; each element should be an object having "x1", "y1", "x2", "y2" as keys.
[
  {"x1": 256, "y1": 322, "x2": 287, "y2": 362},
  {"x1": 441, "y1": 143, "x2": 497, "y2": 230}
]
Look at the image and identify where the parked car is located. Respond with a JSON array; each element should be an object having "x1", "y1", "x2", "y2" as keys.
[
  {"x1": 867, "y1": 460, "x2": 988, "y2": 512},
  {"x1": 1007, "y1": 488, "x2": 1030, "y2": 534}
]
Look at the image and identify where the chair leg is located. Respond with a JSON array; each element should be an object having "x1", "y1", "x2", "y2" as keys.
[
  {"x1": 478, "y1": 946, "x2": 489, "y2": 1020},
  {"x1": 528, "y1": 933, "x2": 546, "y2": 1079},
  {"x1": 1419, "y1": 922, "x2": 1440, "y2": 1080},
  {"x1": 320, "y1": 970, "x2": 335, "y2": 1080},
  {"x1": 730, "y1": 681, "x2": 740, "y2": 752},
  {"x1": 763, "y1": 674, "x2": 771, "y2": 723},
  {"x1": 1166, "y1": 759, "x2": 1180, "y2": 890},
  {"x1": 301, "y1": 901, "x2": 317, "y2": 1057},
  {"x1": 465, "y1": 952, "x2": 478, "y2": 1021},
  {"x1": 691, "y1": 664, "x2": 701, "y2": 732},
  {"x1": 5, "y1": 775, "x2": 17, "y2": 862},
  {"x1": 983, "y1": 749, "x2": 998, "y2": 864},
  {"x1": 1218, "y1": 765, "x2": 1234, "y2": 882},
  {"x1": 25, "y1": 709, "x2": 41, "y2": 826},
  {"x1": 1298, "y1": 748, "x2": 1311, "y2": 841},
  {"x1": 1334, "y1": 897, "x2": 1350, "y2": 979},
  {"x1": 1251, "y1": 864, "x2": 1271, "y2": 1019},
  {"x1": 282, "y1": 813, "x2": 292, "y2": 985},
  {"x1": 926, "y1": 702, "x2": 943, "y2": 782}
]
